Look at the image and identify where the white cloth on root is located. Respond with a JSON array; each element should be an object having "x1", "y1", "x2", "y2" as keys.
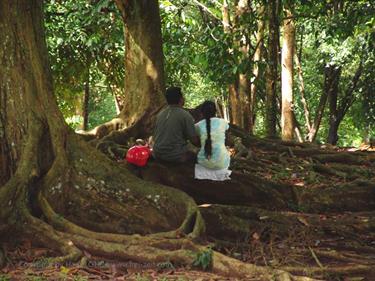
[{"x1": 194, "y1": 163, "x2": 232, "y2": 181}]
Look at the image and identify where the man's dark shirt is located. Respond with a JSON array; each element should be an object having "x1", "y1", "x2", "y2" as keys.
[{"x1": 153, "y1": 105, "x2": 196, "y2": 162}]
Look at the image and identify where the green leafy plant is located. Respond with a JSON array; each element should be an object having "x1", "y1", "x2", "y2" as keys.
[
  {"x1": 0, "y1": 274, "x2": 10, "y2": 281},
  {"x1": 192, "y1": 247, "x2": 213, "y2": 270}
]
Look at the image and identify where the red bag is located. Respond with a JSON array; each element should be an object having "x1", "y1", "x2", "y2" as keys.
[{"x1": 126, "y1": 145, "x2": 151, "y2": 167}]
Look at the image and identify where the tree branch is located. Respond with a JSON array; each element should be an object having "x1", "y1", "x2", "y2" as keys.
[{"x1": 192, "y1": 0, "x2": 222, "y2": 22}]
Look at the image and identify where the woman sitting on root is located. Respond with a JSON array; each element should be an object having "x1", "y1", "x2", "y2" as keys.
[{"x1": 194, "y1": 101, "x2": 231, "y2": 181}]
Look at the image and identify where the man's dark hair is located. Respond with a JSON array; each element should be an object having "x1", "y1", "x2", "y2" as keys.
[{"x1": 165, "y1": 87, "x2": 183, "y2": 105}]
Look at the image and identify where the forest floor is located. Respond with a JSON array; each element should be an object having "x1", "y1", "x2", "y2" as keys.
[
  {"x1": 0, "y1": 241, "x2": 232, "y2": 280},
  {"x1": 1, "y1": 138, "x2": 374, "y2": 281}
]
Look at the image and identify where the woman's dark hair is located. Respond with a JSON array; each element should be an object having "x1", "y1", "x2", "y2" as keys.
[{"x1": 200, "y1": 101, "x2": 216, "y2": 159}]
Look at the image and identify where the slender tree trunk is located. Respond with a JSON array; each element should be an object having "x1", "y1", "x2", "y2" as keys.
[
  {"x1": 265, "y1": 0, "x2": 279, "y2": 138},
  {"x1": 326, "y1": 66, "x2": 341, "y2": 145},
  {"x1": 112, "y1": 89, "x2": 123, "y2": 115},
  {"x1": 307, "y1": 66, "x2": 340, "y2": 142},
  {"x1": 294, "y1": 46, "x2": 311, "y2": 134},
  {"x1": 82, "y1": 70, "x2": 90, "y2": 130},
  {"x1": 326, "y1": 62, "x2": 363, "y2": 145},
  {"x1": 223, "y1": 0, "x2": 252, "y2": 130},
  {"x1": 281, "y1": 4, "x2": 295, "y2": 141},
  {"x1": 215, "y1": 98, "x2": 224, "y2": 119},
  {"x1": 236, "y1": 0, "x2": 251, "y2": 131},
  {"x1": 115, "y1": 0, "x2": 165, "y2": 127},
  {"x1": 222, "y1": 0, "x2": 243, "y2": 126},
  {"x1": 222, "y1": 0, "x2": 231, "y2": 33},
  {"x1": 238, "y1": 73, "x2": 249, "y2": 130},
  {"x1": 228, "y1": 84, "x2": 243, "y2": 126},
  {"x1": 249, "y1": 5, "x2": 265, "y2": 134}
]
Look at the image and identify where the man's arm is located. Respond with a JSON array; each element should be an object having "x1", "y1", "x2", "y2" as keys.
[
  {"x1": 189, "y1": 135, "x2": 200, "y2": 147},
  {"x1": 184, "y1": 112, "x2": 200, "y2": 147}
]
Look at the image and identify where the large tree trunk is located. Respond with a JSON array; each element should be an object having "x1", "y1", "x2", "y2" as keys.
[
  {"x1": 280, "y1": 4, "x2": 295, "y2": 141},
  {"x1": 265, "y1": 0, "x2": 280, "y2": 138},
  {"x1": 115, "y1": 0, "x2": 165, "y2": 126},
  {"x1": 88, "y1": 0, "x2": 166, "y2": 141},
  {"x1": 0, "y1": 0, "x2": 204, "y2": 268}
]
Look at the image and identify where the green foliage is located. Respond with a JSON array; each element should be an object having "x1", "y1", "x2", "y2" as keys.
[
  {"x1": 192, "y1": 247, "x2": 213, "y2": 270},
  {"x1": 45, "y1": 0, "x2": 374, "y2": 144},
  {"x1": 160, "y1": 0, "x2": 255, "y2": 104},
  {"x1": 45, "y1": 0, "x2": 123, "y2": 129},
  {"x1": 0, "y1": 275, "x2": 10, "y2": 281},
  {"x1": 292, "y1": 1, "x2": 375, "y2": 145}
]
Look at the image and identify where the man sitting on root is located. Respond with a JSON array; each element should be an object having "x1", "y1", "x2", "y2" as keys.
[{"x1": 152, "y1": 86, "x2": 200, "y2": 163}]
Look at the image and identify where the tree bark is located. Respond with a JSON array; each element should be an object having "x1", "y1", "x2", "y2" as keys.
[
  {"x1": 281, "y1": 4, "x2": 295, "y2": 141},
  {"x1": 265, "y1": 0, "x2": 280, "y2": 138},
  {"x1": 326, "y1": 62, "x2": 363, "y2": 145},
  {"x1": 82, "y1": 0, "x2": 167, "y2": 141},
  {"x1": 249, "y1": 5, "x2": 265, "y2": 134},
  {"x1": 294, "y1": 46, "x2": 311, "y2": 135},
  {"x1": 236, "y1": 0, "x2": 251, "y2": 131},
  {"x1": 307, "y1": 66, "x2": 339, "y2": 142},
  {"x1": 326, "y1": 66, "x2": 341, "y2": 145},
  {"x1": 222, "y1": 0, "x2": 231, "y2": 33},
  {"x1": 223, "y1": 0, "x2": 253, "y2": 130},
  {"x1": 114, "y1": 0, "x2": 166, "y2": 128},
  {"x1": 82, "y1": 71, "x2": 90, "y2": 130},
  {"x1": 228, "y1": 83, "x2": 243, "y2": 126},
  {"x1": 222, "y1": 0, "x2": 243, "y2": 128}
]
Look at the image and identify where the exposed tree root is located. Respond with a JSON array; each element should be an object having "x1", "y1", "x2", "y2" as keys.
[
  {"x1": 22, "y1": 213, "x2": 82, "y2": 265},
  {"x1": 138, "y1": 161, "x2": 294, "y2": 210},
  {"x1": 282, "y1": 264, "x2": 375, "y2": 277},
  {"x1": 66, "y1": 232, "x2": 307, "y2": 280},
  {"x1": 298, "y1": 248, "x2": 375, "y2": 265}
]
